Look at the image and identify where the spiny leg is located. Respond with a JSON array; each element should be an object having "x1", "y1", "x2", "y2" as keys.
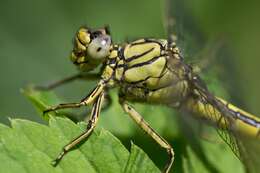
[
  {"x1": 82, "y1": 92, "x2": 112, "y2": 121},
  {"x1": 64, "y1": 92, "x2": 112, "y2": 122},
  {"x1": 72, "y1": 92, "x2": 112, "y2": 122},
  {"x1": 119, "y1": 99, "x2": 174, "y2": 173},
  {"x1": 44, "y1": 81, "x2": 105, "y2": 114},
  {"x1": 36, "y1": 73, "x2": 100, "y2": 90},
  {"x1": 52, "y1": 91, "x2": 104, "y2": 166}
]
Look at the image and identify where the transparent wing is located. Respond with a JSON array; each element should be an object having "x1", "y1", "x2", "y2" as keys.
[
  {"x1": 163, "y1": 0, "x2": 245, "y2": 167},
  {"x1": 193, "y1": 78, "x2": 242, "y2": 158},
  {"x1": 164, "y1": 0, "x2": 224, "y2": 73},
  {"x1": 164, "y1": 0, "x2": 207, "y2": 59},
  {"x1": 192, "y1": 75, "x2": 260, "y2": 173},
  {"x1": 164, "y1": 1, "x2": 260, "y2": 172}
]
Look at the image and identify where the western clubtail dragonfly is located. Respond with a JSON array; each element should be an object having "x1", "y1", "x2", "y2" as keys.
[{"x1": 37, "y1": 0, "x2": 260, "y2": 172}]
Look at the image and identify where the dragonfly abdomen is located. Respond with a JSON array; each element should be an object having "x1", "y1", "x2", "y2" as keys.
[
  {"x1": 184, "y1": 94, "x2": 260, "y2": 138},
  {"x1": 218, "y1": 98, "x2": 260, "y2": 137}
]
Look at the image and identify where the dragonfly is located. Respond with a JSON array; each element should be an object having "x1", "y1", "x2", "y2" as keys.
[{"x1": 38, "y1": 0, "x2": 260, "y2": 172}]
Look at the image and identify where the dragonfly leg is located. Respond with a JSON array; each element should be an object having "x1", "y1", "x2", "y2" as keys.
[
  {"x1": 65, "y1": 92, "x2": 112, "y2": 122},
  {"x1": 52, "y1": 91, "x2": 104, "y2": 166},
  {"x1": 35, "y1": 73, "x2": 100, "y2": 90},
  {"x1": 81, "y1": 92, "x2": 112, "y2": 121},
  {"x1": 44, "y1": 81, "x2": 105, "y2": 114},
  {"x1": 55, "y1": 92, "x2": 110, "y2": 122},
  {"x1": 43, "y1": 102, "x2": 83, "y2": 114},
  {"x1": 119, "y1": 99, "x2": 174, "y2": 173}
]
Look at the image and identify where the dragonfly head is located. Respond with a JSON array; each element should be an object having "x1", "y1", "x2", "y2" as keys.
[{"x1": 70, "y1": 26, "x2": 112, "y2": 71}]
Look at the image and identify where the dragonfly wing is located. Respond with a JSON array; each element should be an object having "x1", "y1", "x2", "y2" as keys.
[
  {"x1": 234, "y1": 130, "x2": 260, "y2": 173},
  {"x1": 164, "y1": 0, "x2": 242, "y2": 158},
  {"x1": 164, "y1": 0, "x2": 225, "y2": 73},
  {"x1": 164, "y1": 0, "x2": 206, "y2": 59},
  {"x1": 202, "y1": 98, "x2": 241, "y2": 159},
  {"x1": 164, "y1": 0, "x2": 260, "y2": 172},
  {"x1": 192, "y1": 75, "x2": 260, "y2": 173}
]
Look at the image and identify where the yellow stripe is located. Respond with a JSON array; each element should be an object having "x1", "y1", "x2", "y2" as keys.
[
  {"x1": 124, "y1": 56, "x2": 166, "y2": 83},
  {"x1": 124, "y1": 41, "x2": 162, "y2": 66},
  {"x1": 184, "y1": 96, "x2": 260, "y2": 138},
  {"x1": 217, "y1": 97, "x2": 260, "y2": 120}
]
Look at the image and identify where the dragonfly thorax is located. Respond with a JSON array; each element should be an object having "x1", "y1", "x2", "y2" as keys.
[{"x1": 101, "y1": 38, "x2": 190, "y2": 107}]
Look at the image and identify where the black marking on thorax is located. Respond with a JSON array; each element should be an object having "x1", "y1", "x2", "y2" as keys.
[
  {"x1": 125, "y1": 47, "x2": 154, "y2": 63},
  {"x1": 132, "y1": 39, "x2": 166, "y2": 49}
]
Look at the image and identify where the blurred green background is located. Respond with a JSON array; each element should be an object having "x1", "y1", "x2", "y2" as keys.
[{"x1": 1, "y1": 0, "x2": 260, "y2": 172}]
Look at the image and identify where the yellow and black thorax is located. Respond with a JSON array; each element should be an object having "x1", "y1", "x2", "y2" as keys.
[{"x1": 101, "y1": 38, "x2": 191, "y2": 107}]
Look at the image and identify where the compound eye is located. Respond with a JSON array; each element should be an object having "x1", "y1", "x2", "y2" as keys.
[
  {"x1": 87, "y1": 35, "x2": 112, "y2": 60},
  {"x1": 91, "y1": 31, "x2": 102, "y2": 39}
]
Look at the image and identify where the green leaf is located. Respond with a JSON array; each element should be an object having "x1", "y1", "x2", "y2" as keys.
[
  {"x1": 0, "y1": 86, "x2": 161, "y2": 172},
  {"x1": 21, "y1": 87, "x2": 247, "y2": 173},
  {"x1": 124, "y1": 143, "x2": 160, "y2": 173},
  {"x1": 0, "y1": 117, "x2": 160, "y2": 173},
  {"x1": 21, "y1": 86, "x2": 65, "y2": 120}
]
